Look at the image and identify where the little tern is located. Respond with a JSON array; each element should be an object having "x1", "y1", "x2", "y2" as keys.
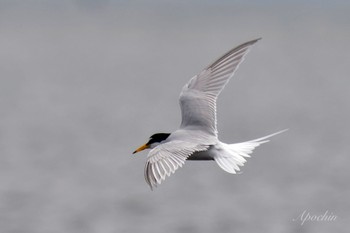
[{"x1": 133, "y1": 38, "x2": 286, "y2": 189}]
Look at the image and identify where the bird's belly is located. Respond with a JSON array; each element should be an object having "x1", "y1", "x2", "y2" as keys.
[{"x1": 187, "y1": 147, "x2": 215, "y2": 161}]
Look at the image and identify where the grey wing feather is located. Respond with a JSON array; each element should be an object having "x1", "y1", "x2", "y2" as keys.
[
  {"x1": 144, "y1": 141, "x2": 208, "y2": 190},
  {"x1": 179, "y1": 38, "x2": 261, "y2": 136}
]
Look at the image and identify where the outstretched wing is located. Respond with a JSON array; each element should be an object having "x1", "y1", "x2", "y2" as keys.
[
  {"x1": 145, "y1": 141, "x2": 208, "y2": 189},
  {"x1": 179, "y1": 38, "x2": 261, "y2": 136}
]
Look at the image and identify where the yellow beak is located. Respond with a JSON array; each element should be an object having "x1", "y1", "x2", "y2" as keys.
[{"x1": 133, "y1": 143, "x2": 149, "y2": 154}]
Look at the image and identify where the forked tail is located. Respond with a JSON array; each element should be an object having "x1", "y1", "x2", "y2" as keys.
[{"x1": 214, "y1": 129, "x2": 288, "y2": 174}]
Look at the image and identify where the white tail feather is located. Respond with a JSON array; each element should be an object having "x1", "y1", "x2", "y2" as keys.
[{"x1": 214, "y1": 129, "x2": 288, "y2": 174}]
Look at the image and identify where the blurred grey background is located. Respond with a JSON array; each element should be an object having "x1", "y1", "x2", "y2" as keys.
[{"x1": 0, "y1": 0, "x2": 349, "y2": 232}]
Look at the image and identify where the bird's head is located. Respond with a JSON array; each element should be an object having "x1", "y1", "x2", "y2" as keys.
[{"x1": 133, "y1": 133, "x2": 171, "y2": 154}]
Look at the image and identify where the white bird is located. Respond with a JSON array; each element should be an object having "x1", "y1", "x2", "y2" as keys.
[{"x1": 133, "y1": 38, "x2": 287, "y2": 189}]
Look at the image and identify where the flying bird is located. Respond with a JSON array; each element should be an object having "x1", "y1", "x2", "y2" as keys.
[{"x1": 133, "y1": 38, "x2": 286, "y2": 189}]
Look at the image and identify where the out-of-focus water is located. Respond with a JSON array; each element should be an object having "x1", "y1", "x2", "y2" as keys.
[{"x1": 0, "y1": 1, "x2": 349, "y2": 233}]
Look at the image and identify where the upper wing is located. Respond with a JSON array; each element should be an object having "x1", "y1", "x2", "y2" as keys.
[
  {"x1": 179, "y1": 38, "x2": 261, "y2": 136},
  {"x1": 144, "y1": 141, "x2": 208, "y2": 190}
]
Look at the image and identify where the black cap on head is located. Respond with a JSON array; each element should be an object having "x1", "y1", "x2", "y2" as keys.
[{"x1": 147, "y1": 133, "x2": 171, "y2": 145}]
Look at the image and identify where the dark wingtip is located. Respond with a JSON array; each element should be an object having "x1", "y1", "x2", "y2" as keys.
[
  {"x1": 246, "y1": 37, "x2": 262, "y2": 46},
  {"x1": 249, "y1": 37, "x2": 262, "y2": 45}
]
